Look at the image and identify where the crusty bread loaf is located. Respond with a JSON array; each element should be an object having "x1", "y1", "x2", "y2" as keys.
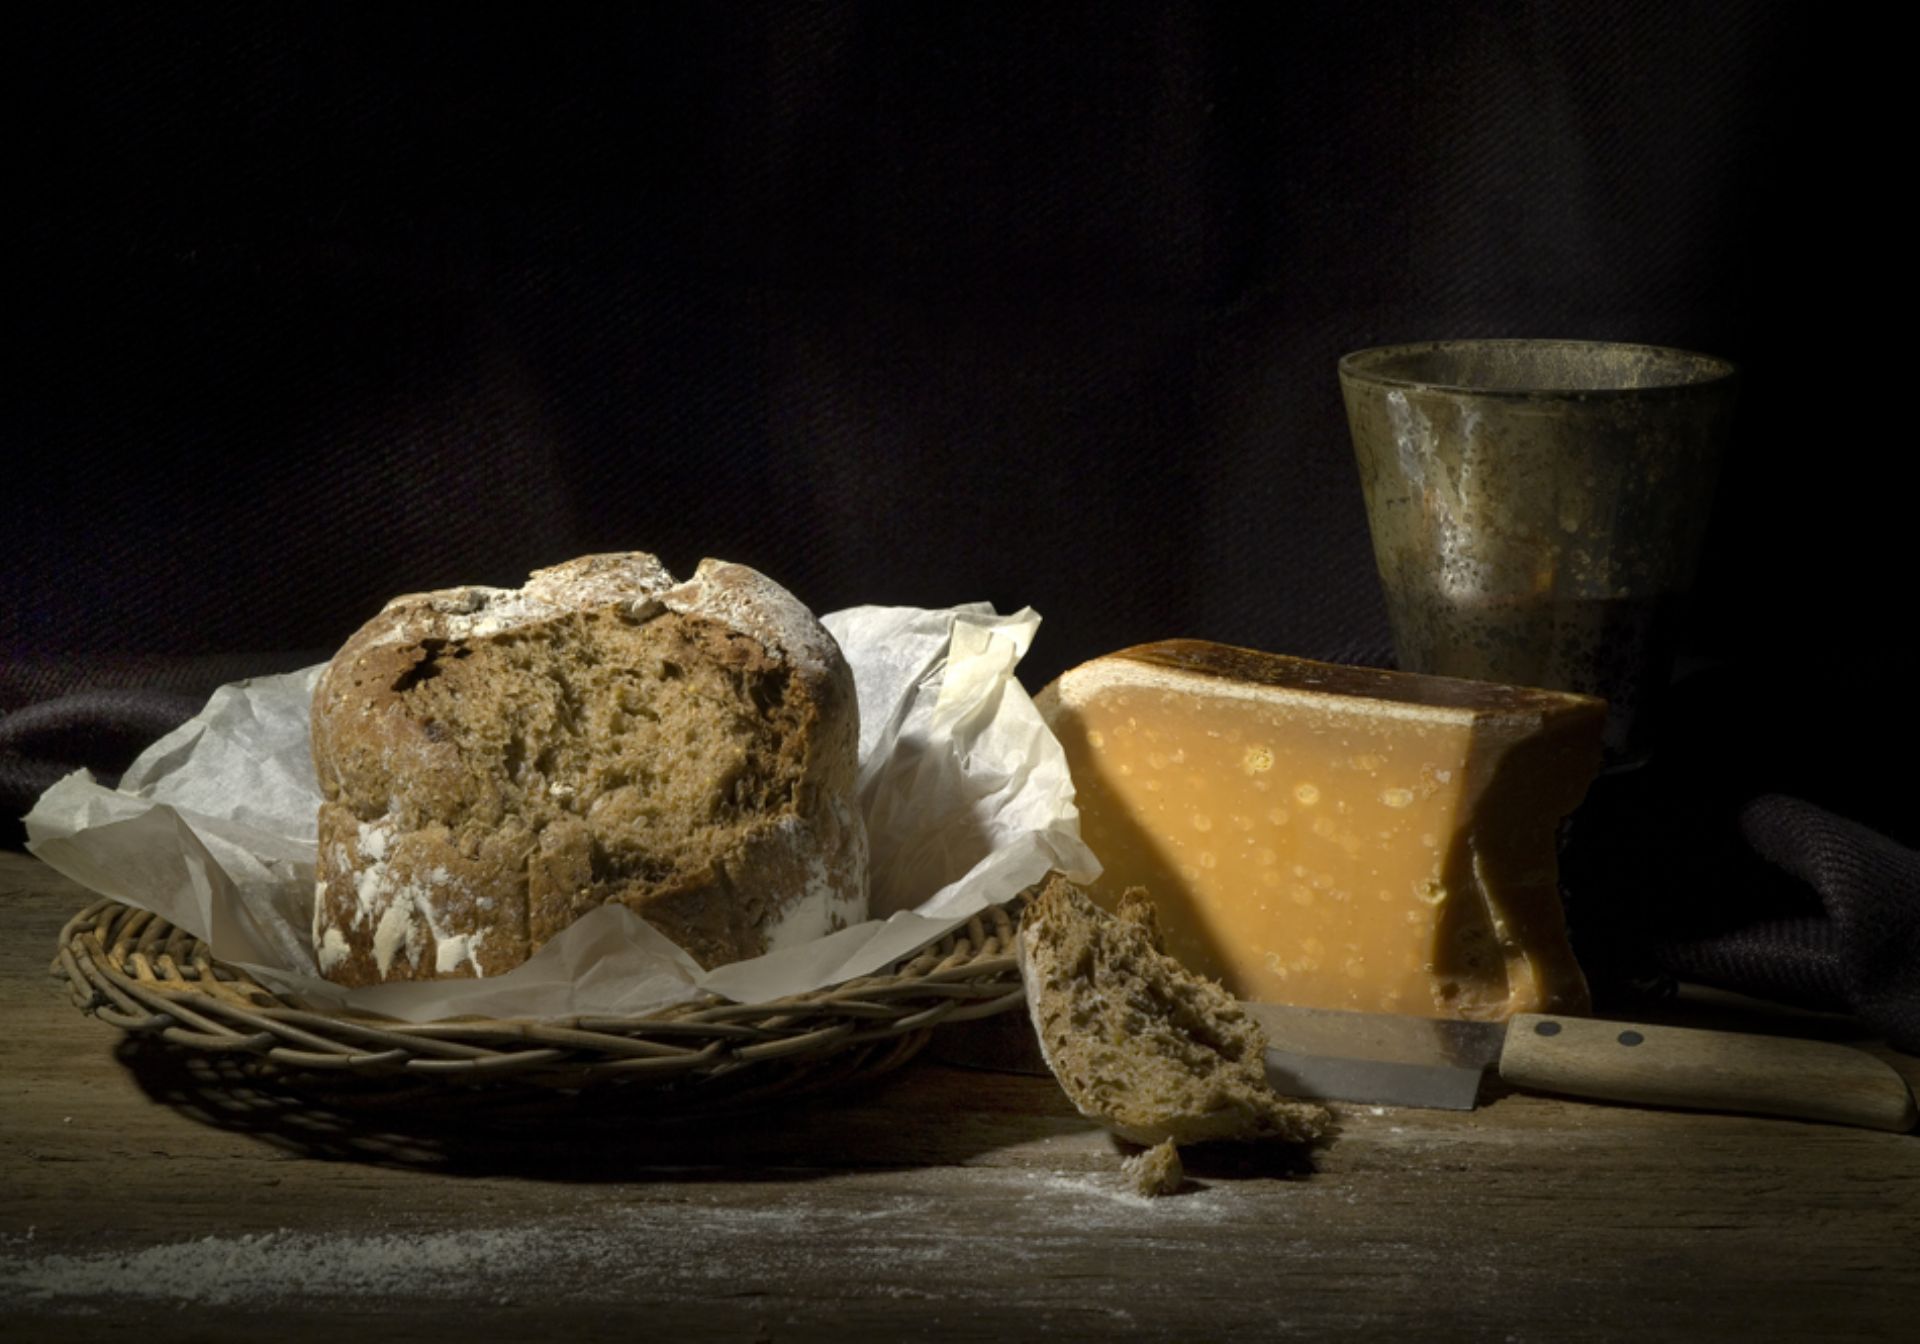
[
  {"x1": 1018, "y1": 875, "x2": 1329, "y2": 1146},
  {"x1": 309, "y1": 553, "x2": 867, "y2": 987}
]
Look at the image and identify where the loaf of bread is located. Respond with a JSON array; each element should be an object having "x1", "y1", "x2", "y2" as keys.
[
  {"x1": 308, "y1": 553, "x2": 867, "y2": 987},
  {"x1": 1018, "y1": 876, "x2": 1329, "y2": 1146}
]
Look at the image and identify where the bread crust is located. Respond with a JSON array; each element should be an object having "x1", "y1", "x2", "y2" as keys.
[{"x1": 310, "y1": 553, "x2": 866, "y2": 987}]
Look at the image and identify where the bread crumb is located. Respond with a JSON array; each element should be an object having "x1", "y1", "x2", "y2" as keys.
[{"x1": 1121, "y1": 1140, "x2": 1185, "y2": 1197}]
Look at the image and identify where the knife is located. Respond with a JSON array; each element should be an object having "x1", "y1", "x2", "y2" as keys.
[{"x1": 1242, "y1": 1002, "x2": 1919, "y2": 1132}]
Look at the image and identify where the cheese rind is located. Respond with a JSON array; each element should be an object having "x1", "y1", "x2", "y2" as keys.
[{"x1": 1037, "y1": 641, "x2": 1602, "y2": 1020}]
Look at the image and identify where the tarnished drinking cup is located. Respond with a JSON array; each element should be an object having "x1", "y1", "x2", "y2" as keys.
[{"x1": 1340, "y1": 339, "x2": 1737, "y2": 766}]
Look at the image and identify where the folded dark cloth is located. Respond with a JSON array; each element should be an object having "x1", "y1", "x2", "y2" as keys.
[
  {"x1": 1570, "y1": 791, "x2": 1920, "y2": 1054},
  {"x1": 0, "y1": 653, "x2": 323, "y2": 847},
  {"x1": 1563, "y1": 661, "x2": 1918, "y2": 1054},
  {"x1": 1645, "y1": 796, "x2": 1919, "y2": 1051}
]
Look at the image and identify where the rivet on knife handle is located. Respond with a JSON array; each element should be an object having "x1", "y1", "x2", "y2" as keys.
[{"x1": 1497, "y1": 1013, "x2": 1919, "y2": 1132}]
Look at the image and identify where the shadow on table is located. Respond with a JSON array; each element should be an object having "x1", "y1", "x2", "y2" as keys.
[
  {"x1": 110, "y1": 1034, "x2": 1330, "y2": 1186},
  {"x1": 106, "y1": 1035, "x2": 1081, "y2": 1178}
]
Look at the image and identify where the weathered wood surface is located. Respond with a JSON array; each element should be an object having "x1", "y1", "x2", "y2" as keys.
[{"x1": 4, "y1": 851, "x2": 1916, "y2": 1342}]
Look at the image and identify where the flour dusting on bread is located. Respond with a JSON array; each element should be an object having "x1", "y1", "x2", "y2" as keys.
[{"x1": 309, "y1": 552, "x2": 867, "y2": 987}]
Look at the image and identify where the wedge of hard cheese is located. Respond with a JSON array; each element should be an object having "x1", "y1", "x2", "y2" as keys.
[{"x1": 1036, "y1": 641, "x2": 1604, "y2": 1020}]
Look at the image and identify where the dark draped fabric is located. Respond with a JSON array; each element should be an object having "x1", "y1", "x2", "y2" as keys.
[{"x1": 11, "y1": 4, "x2": 1911, "y2": 1044}]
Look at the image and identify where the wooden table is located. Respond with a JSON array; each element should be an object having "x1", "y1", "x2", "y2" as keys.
[{"x1": 4, "y1": 851, "x2": 1916, "y2": 1341}]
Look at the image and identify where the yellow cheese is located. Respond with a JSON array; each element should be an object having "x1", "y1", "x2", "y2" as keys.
[{"x1": 1036, "y1": 641, "x2": 1602, "y2": 1020}]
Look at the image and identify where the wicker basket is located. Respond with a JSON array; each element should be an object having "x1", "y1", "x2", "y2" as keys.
[{"x1": 53, "y1": 897, "x2": 1026, "y2": 1115}]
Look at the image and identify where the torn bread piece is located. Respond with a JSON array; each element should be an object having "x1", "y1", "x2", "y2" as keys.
[{"x1": 1018, "y1": 875, "x2": 1329, "y2": 1146}]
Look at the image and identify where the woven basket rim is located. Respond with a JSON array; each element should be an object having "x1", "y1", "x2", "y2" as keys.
[{"x1": 54, "y1": 895, "x2": 1028, "y2": 1104}]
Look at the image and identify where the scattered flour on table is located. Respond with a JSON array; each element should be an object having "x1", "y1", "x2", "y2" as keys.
[
  {"x1": 1019, "y1": 1170, "x2": 1217, "y2": 1218},
  {"x1": 1, "y1": 1170, "x2": 1243, "y2": 1310},
  {"x1": 1, "y1": 1227, "x2": 523, "y2": 1308}
]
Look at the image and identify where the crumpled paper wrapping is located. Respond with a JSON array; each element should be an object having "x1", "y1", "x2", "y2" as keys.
[{"x1": 24, "y1": 602, "x2": 1099, "y2": 1022}]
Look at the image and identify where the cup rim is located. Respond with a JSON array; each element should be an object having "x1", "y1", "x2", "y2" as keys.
[{"x1": 1338, "y1": 338, "x2": 1738, "y2": 398}]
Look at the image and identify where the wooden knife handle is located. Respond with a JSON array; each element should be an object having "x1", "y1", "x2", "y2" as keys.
[{"x1": 1498, "y1": 1014, "x2": 1918, "y2": 1132}]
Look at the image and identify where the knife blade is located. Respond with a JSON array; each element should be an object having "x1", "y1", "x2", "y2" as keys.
[{"x1": 1243, "y1": 1002, "x2": 1919, "y2": 1132}]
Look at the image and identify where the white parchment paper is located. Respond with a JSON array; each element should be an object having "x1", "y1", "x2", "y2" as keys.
[{"x1": 24, "y1": 602, "x2": 1099, "y2": 1021}]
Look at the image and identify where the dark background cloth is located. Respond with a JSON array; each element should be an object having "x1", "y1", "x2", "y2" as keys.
[{"x1": 10, "y1": 5, "x2": 1912, "y2": 1042}]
